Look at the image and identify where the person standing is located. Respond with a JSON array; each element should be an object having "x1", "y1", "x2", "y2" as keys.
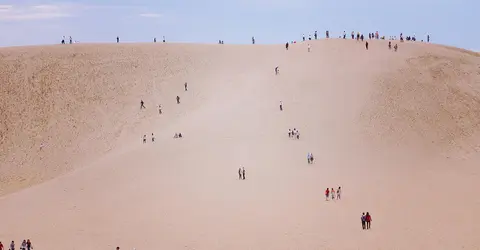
[
  {"x1": 26, "y1": 240, "x2": 32, "y2": 250},
  {"x1": 116, "y1": 36, "x2": 120, "y2": 43},
  {"x1": 158, "y1": 104, "x2": 162, "y2": 114},
  {"x1": 325, "y1": 188, "x2": 330, "y2": 201},
  {"x1": 176, "y1": 96, "x2": 180, "y2": 104},
  {"x1": 184, "y1": 82, "x2": 188, "y2": 91},
  {"x1": 238, "y1": 168, "x2": 242, "y2": 180},
  {"x1": 279, "y1": 101, "x2": 283, "y2": 111},
  {"x1": 308, "y1": 44, "x2": 311, "y2": 52},
  {"x1": 361, "y1": 213, "x2": 366, "y2": 229},
  {"x1": 336, "y1": 187, "x2": 341, "y2": 199},
  {"x1": 331, "y1": 188, "x2": 336, "y2": 200},
  {"x1": 242, "y1": 167, "x2": 246, "y2": 180},
  {"x1": 366, "y1": 212, "x2": 372, "y2": 229},
  {"x1": 151, "y1": 133, "x2": 155, "y2": 142},
  {"x1": 10, "y1": 241, "x2": 14, "y2": 250},
  {"x1": 365, "y1": 41, "x2": 369, "y2": 50}
]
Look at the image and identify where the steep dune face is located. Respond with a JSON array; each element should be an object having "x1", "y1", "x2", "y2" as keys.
[
  {"x1": 361, "y1": 44, "x2": 480, "y2": 157},
  {"x1": 0, "y1": 41, "x2": 479, "y2": 249}
]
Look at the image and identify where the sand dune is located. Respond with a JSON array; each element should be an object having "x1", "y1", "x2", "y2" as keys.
[{"x1": 0, "y1": 40, "x2": 479, "y2": 249}]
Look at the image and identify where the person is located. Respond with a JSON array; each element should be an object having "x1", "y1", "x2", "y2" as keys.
[
  {"x1": 252, "y1": 36, "x2": 255, "y2": 44},
  {"x1": 26, "y1": 240, "x2": 32, "y2": 250},
  {"x1": 242, "y1": 167, "x2": 246, "y2": 180},
  {"x1": 388, "y1": 41, "x2": 392, "y2": 49},
  {"x1": 310, "y1": 153, "x2": 314, "y2": 164},
  {"x1": 69, "y1": 36, "x2": 73, "y2": 44},
  {"x1": 361, "y1": 34, "x2": 364, "y2": 41},
  {"x1": 279, "y1": 101, "x2": 283, "y2": 111},
  {"x1": 0, "y1": 241, "x2": 3, "y2": 250},
  {"x1": 238, "y1": 168, "x2": 242, "y2": 180},
  {"x1": 308, "y1": 44, "x2": 311, "y2": 52},
  {"x1": 288, "y1": 129, "x2": 292, "y2": 138},
  {"x1": 10, "y1": 241, "x2": 14, "y2": 250},
  {"x1": 116, "y1": 36, "x2": 120, "y2": 43},
  {"x1": 303, "y1": 34, "x2": 305, "y2": 42},
  {"x1": 331, "y1": 188, "x2": 336, "y2": 200},
  {"x1": 361, "y1": 213, "x2": 366, "y2": 229},
  {"x1": 326, "y1": 30, "x2": 329, "y2": 38},
  {"x1": 140, "y1": 100, "x2": 145, "y2": 109},
  {"x1": 178, "y1": 133, "x2": 182, "y2": 138},
  {"x1": 325, "y1": 188, "x2": 330, "y2": 200},
  {"x1": 176, "y1": 96, "x2": 180, "y2": 104},
  {"x1": 151, "y1": 133, "x2": 155, "y2": 142},
  {"x1": 366, "y1": 212, "x2": 372, "y2": 229},
  {"x1": 174, "y1": 133, "x2": 179, "y2": 138},
  {"x1": 296, "y1": 130, "x2": 300, "y2": 139},
  {"x1": 143, "y1": 135, "x2": 146, "y2": 143},
  {"x1": 307, "y1": 153, "x2": 311, "y2": 164},
  {"x1": 337, "y1": 187, "x2": 341, "y2": 199},
  {"x1": 116, "y1": 247, "x2": 120, "y2": 250},
  {"x1": 343, "y1": 31, "x2": 346, "y2": 39},
  {"x1": 20, "y1": 240, "x2": 26, "y2": 250},
  {"x1": 158, "y1": 104, "x2": 162, "y2": 114},
  {"x1": 275, "y1": 66, "x2": 279, "y2": 75},
  {"x1": 184, "y1": 82, "x2": 188, "y2": 91},
  {"x1": 314, "y1": 31, "x2": 318, "y2": 39},
  {"x1": 365, "y1": 41, "x2": 369, "y2": 50},
  {"x1": 394, "y1": 44, "x2": 398, "y2": 52},
  {"x1": 427, "y1": 34, "x2": 430, "y2": 42},
  {"x1": 285, "y1": 42, "x2": 289, "y2": 50},
  {"x1": 163, "y1": 36, "x2": 166, "y2": 43}
]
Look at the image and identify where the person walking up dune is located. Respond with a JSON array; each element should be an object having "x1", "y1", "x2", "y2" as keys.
[
  {"x1": 361, "y1": 213, "x2": 366, "y2": 229},
  {"x1": 176, "y1": 96, "x2": 180, "y2": 104},
  {"x1": 151, "y1": 133, "x2": 155, "y2": 142},
  {"x1": 140, "y1": 100, "x2": 146, "y2": 109},
  {"x1": 366, "y1": 212, "x2": 372, "y2": 229}
]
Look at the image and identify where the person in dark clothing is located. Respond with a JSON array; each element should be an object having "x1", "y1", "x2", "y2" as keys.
[
  {"x1": 158, "y1": 104, "x2": 162, "y2": 114},
  {"x1": 252, "y1": 36, "x2": 255, "y2": 44},
  {"x1": 140, "y1": 100, "x2": 146, "y2": 109},
  {"x1": 361, "y1": 213, "x2": 366, "y2": 229},
  {"x1": 176, "y1": 96, "x2": 180, "y2": 104},
  {"x1": 26, "y1": 239, "x2": 32, "y2": 250},
  {"x1": 143, "y1": 135, "x2": 146, "y2": 143},
  {"x1": 314, "y1": 31, "x2": 318, "y2": 40},
  {"x1": 427, "y1": 34, "x2": 430, "y2": 43},
  {"x1": 366, "y1": 212, "x2": 372, "y2": 229},
  {"x1": 154, "y1": 37, "x2": 157, "y2": 43},
  {"x1": 151, "y1": 133, "x2": 155, "y2": 142},
  {"x1": 279, "y1": 101, "x2": 283, "y2": 111},
  {"x1": 116, "y1": 36, "x2": 120, "y2": 43},
  {"x1": 242, "y1": 167, "x2": 246, "y2": 180},
  {"x1": 388, "y1": 41, "x2": 392, "y2": 49},
  {"x1": 238, "y1": 168, "x2": 242, "y2": 180},
  {"x1": 365, "y1": 41, "x2": 369, "y2": 50},
  {"x1": 184, "y1": 82, "x2": 188, "y2": 91},
  {"x1": 285, "y1": 42, "x2": 289, "y2": 50}
]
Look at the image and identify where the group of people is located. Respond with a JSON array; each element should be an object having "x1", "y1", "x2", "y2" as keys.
[
  {"x1": 0, "y1": 239, "x2": 33, "y2": 250},
  {"x1": 142, "y1": 133, "x2": 155, "y2": 143},
  {"x1": 288, "y1": 128, "x2": 300, "y2": 139},
  {"x1": 173, "y1": 133, "x2": 183, "y2": 138},
  {"x1": 61, "y1": 36, "x2": 74, "y2": 44},
  {"x1": 325, "y1": 187, "x2": 342, "y2": 201}
]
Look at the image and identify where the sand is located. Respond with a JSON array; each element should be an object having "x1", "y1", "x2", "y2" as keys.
[{"x1": 0, "y1": 39, "x2": 479, "y2": 249}]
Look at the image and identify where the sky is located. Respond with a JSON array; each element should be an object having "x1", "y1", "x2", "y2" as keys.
[{"x1": 0, "y1": 0, "x2": 478, "y2": 50}]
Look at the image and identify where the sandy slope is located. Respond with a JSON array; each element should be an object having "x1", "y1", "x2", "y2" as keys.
[{"x1": 0, "y1": 40, "x2": 479, "y2": 249}]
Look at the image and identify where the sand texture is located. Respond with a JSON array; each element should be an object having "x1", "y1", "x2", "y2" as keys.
[{"x1": 0, "y1": 40, "x2": 479, "y2": 249}]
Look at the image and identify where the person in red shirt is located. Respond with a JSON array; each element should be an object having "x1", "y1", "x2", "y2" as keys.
[
  {"x1": 325, "y1": 188, "x2": 330, "y2": 201},
  {"x1": 0, "y1": 241, "x2": 4, "y2": 250},
  {"x1": 366, "y1": 212, "x2": 372, "y2": 229}
]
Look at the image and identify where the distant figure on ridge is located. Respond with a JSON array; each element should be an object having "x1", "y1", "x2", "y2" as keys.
[
  {"x1": 252, "y1": 36, "x2": 255, "y2": 44},
  {"x1": 154, "y1": 37, "x2": 157, "y2": 43},
  {"x1": 116, "y1": 36, "x2": 120, "y2": 43},
  {"x1": 163, "y1": 36, "x2": 166, "y2": 43},
  {"x1": 303, "y1": 34, "x2": 305, "y2": 42},
  {"x1": 314, "y1": 31, "x2": 318, "y2": 40},
  {"x1": 325, "y1": 30, "x2": 329, "y2": 38},
  {"x1": 343, "y1": 31, "x2": 346, "y2": 39},
  {"x1": 176, "y1": 96, "x2": 180, "y2": 104},
  {"x1": 140, "y1": 100, "x2": 146, "y2": 109}
]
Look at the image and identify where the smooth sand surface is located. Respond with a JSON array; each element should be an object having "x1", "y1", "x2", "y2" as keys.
[{"x1": 1, "y1": 40, "x2": 479, "y2": 249}]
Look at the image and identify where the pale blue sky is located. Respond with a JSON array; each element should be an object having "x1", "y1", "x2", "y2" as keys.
[{"x1": 0, "y1": 0, "x2": 478, "y2": 50}]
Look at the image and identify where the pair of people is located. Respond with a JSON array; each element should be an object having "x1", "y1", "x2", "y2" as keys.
[
  {"x1": 307, "y1": 153, "x2": 314, "y2": 164},
  {"x1": 173, "y1": 133, "x2": 183, "y2": 138},
  {"x1": 361, "y1": 212, "x2": 372, "y2": 229},
  {"x1": 238, "y1": 167, "x2": 246, "y2": 180}
]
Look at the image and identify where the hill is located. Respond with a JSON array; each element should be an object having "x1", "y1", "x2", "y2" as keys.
[{"x1": 0, "y1": 40, "x2": 479, "y2": 249}]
